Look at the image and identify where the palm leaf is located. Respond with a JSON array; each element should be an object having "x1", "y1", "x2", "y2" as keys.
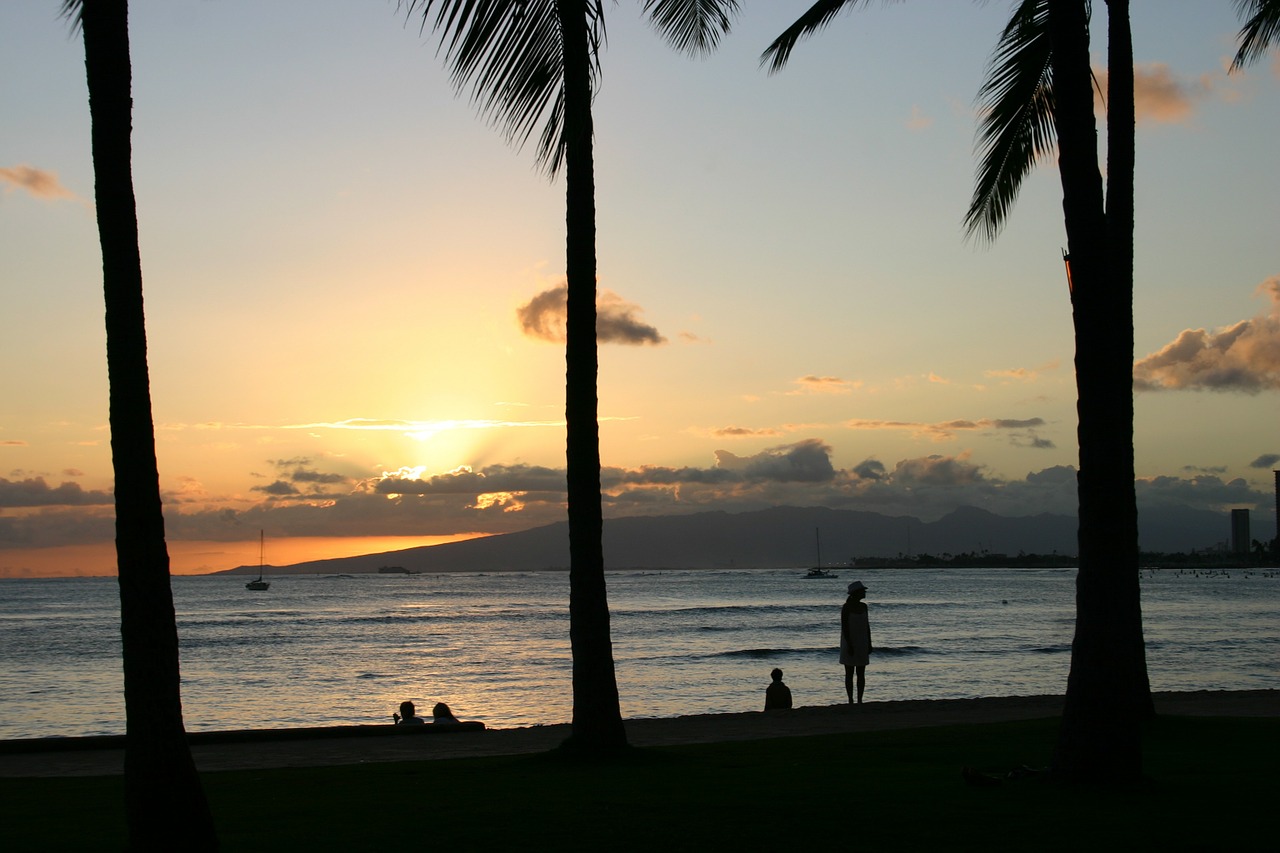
[
  {"x1": 761, "y1": 0, "x2": 875, "y2": 73},
  {"x1": 964, "y1": 0, "x2": 1056, "y2": 243},
  {"x1": 1231, "y1": 0, "x2": 1280, "y2": 71},
  {"x1": 406, "y1": 0, "x2": 603, "y2": 175},
  {"x1": 643, "y1": 0, "x2": 739, "y2": 57}
]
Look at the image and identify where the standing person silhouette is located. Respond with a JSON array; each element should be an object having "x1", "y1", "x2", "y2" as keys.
[{"x1": 840, "y1": 581, "x2": 872, "y2": 704}]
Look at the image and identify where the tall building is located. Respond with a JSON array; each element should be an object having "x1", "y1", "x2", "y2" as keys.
[{"x1": 1231, "y1": 508, "x2": 1250, "y2": 555}]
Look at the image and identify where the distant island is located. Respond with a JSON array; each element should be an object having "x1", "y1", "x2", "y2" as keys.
[{"x1": 212, "y1": 503, "x2": 1273, "y2": 577}]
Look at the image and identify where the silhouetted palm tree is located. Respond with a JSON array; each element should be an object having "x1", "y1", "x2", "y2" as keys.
[
  {"x1": 406, "y1": 0, "x2": 738, "y2": 753},
  {"x1": 964, "y1": 0, "x2": 1153, "y2": 780},
  {"x1": 61, "y1": 1, "x2": 218, "y2": 846},
  {"x1": 768, "y1": 0, "x2": 1152, "y2": 780},
  {"x1": 1231, "y1": 0, "x2": 1280, "y2": 70}
]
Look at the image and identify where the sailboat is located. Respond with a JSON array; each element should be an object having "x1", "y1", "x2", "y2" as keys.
[
  {"x1": 246, "y1": 530, "x2": 270, "y2": 591},
  {"x1": 803, "y1": 527, "x2": 838, "y2": 579}
]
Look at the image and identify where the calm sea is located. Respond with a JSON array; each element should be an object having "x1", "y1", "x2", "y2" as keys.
[{"x1": 0, "y1": 567, "x2": 1275, "y2": 740}]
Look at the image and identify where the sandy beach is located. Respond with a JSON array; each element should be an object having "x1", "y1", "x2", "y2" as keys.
[{"x1": 2, "y1": 689, "x2": 1274, "y2": 779}]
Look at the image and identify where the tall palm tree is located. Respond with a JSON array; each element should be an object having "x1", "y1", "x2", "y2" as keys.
[
  {"x1": 767, "y1": 0, "x2": 1151, "y2": 780},
  {"x1": 406, "y1": 0, "x2": 738, "y2": 753},
  {"x1": 61, "y1": 1, "x2": 218, "y2": 846},
  {"x1": 1231, "y1": 0, "x2": 1280, "y2": 71},
  {"x1": 965, "y1": 0, "x2": 1152, "y2": 780}
]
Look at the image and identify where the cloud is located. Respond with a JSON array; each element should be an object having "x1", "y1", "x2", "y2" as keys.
[
  {"x1": 1250, "y1": 454, "x2": 1280, "y2": 469},
  {"x1": 890, "y1": 453, "x2": 986, "y2": 487},
  {"x1": 9, "y1": 441, "x2": 1278, "y2": 552},
  {"x1": 710, "y1": 426, "x2": 785, "y2": 438},
  {"x1": 0, "y1": 165, "x2": 80, "y2": 202},
  {"x1": 251, "y1": 458, "x2": 353, "y2": 498},
  {"x1": 789, "y1": 375, "x2": 857, "y2": 395},
  {"x1": 1133, "y1": 277, "x2": 1280, "y2": 392},
  {"x1": 1096, "y1": 63, "x2": 1209, "y2": 124},
  {"x1": 1, "y1": 440, "x2": 29, "y2": 447},
  {"x1": 517, "y1": 283, "x2": 666, "y2": 345},
  {"x1": 852, "y1": 458, "x2": 887, "y2": 481},
  {"x1": 844, "y1": 416, "x2": 1046, "y2": 441},
  {"x1": 0, "y1": 477, "x2": 113, "y2": 508},
  {"x1": 905, "y1": 104, "x2": 933, "y2": 130},
  {"x1": 985, "y1": 360, "x2": 1060, "y2": 382}
]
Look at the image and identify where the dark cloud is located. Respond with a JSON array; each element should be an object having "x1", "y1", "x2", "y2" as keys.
[
  {"x1": 716, "y1": 439, "x2": 836, "y2": 484},
  {"x1": 1133, "y1": 277, "x2": 1280, "y2": 393},
  {"x1": 0, "y1": 477, "x2": 112, "y2": 508},
  {"x1": 253, "y1": 480, "x2": 300, "y2": 497},
  {"x1": 517, "y1": 284, "x2": 666, "y2": 345},
  {"x1": 374, "y1": 463, "x2": 565, "y2": 496},
  {"x1": 1135, "y1": 474, "x2": 1266, "y2": 510},
  {"x1": 258, "y1": 458, "x2": 351, "y2": 490},
  {"x1": 889, "y1": 454, "x2": 986, "y2": 487},
  {"x1": 852, "y1": 459, "x2": 887, "y2": 481},
  {"x1": 1249, "y1": 454, "x2": 1280, "y2": 469},
  {"x1": 1025, "y1": 465, "x2": 1075, "y2": 485},
  {"x1": 1182, "y1": 464, "x2": 1228, "y2": 475},
  {"x1": 7, "y1": 443, "x2": 1273, "y2": 553}
]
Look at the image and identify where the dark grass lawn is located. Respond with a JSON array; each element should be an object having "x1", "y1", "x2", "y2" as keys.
[{"x1": 4, "y1": 715, "x2": 1274, "y2": 851}]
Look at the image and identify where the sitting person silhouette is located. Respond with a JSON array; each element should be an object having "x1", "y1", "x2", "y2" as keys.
[
  {"x1": 393, "y1": 700, "x2": 425, "y2": 725},
  {"x1": 432, "y1": 702, "x2": 460, "y2": 724},
  {"x1": 764, "y1": 667, "x2": 793, "y2": 711}
]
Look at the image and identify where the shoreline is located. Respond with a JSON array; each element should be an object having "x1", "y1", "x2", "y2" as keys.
[{"x1": 3, "y1": 689, "x2": 1274, "y2": 779}]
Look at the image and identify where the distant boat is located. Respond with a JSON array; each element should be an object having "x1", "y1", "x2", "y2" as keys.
[
  {"x1": 804, "y1": 527, "x2": 838, "y2": 579},
  {"x1": 246, "y1": 531, "x2": 270, "y2": 591}
]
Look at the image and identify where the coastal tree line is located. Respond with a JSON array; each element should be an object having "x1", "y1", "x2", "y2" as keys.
[{"x1": 60, "y1": 0, "x2": 1277, "y2": 847}]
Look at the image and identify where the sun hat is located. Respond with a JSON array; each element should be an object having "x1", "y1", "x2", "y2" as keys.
[{"x1": 847, "y1": 581, "x2": 867, "y2": 594}]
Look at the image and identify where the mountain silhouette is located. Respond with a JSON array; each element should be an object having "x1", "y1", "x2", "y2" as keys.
[{"x1": 215, "y1": 503, "x2": 1233, "y2": 575}]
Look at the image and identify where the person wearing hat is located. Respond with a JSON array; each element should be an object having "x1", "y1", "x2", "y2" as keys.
[{"x1": 840, "y1": 581, "x2": 872, "y2": 704}]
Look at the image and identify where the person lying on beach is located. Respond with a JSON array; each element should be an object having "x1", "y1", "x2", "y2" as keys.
[
  {"x1": 393, "y1": 700, "x2": 425, "y2": 725},
  {"x1": 764, "y1": 667, "x2": 793, "y2": 711},
  {"x1": 432, "y1": 702, "x2": 460, "y2": 724}
]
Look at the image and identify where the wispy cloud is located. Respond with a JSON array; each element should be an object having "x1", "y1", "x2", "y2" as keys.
[
  {"x1": 905, "y1": 104, "x2": 933, "y2": 131},
  {"x1": 0, "y1": 164, "x2": 81, "y2": 202},
  {"x1": 1096, "y1": 63, "x2": 1211, "y2": 125},
  {"x1": 709, "y1": 426, "x2": 786, "y2": 438},
  {"x1": 985, "y1": 360, "x2": 1060, "y2": 382},
  {"x1": 517, "y1": 283, "x2": 666, "y2": 345},
  {"x1": 844, "y1": 417, "x2": 1047, "y2": 442},
  {"x1": 788, "y1": 375, "x2": 859, "y2": 395},
  {"x1": 1133, "y1": 276, "x2": 1280, "y2": 393}
]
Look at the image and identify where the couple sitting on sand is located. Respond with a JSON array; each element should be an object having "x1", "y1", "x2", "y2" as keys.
[{"x1": 393, "y1": 700, "x2": 459, "y2": 725}]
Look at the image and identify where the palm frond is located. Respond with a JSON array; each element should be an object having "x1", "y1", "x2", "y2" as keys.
[
  {"x1": 964, "y1": 0, "x2": 1056, "y2": 244},
  {"x1": 1230, "y1": 0, "x2": 1280, "y2": 72},
  {"x1": 643, "y1": 0, "x2": 739, "y2": 57},
  {"x1": 407, "y1": 0, "x2": 599, "y2": 176},
  {"x1": 761, "y1": 0, "x2": 874, "y2": 74},
  {"x1": 59, "y1": 0, "x2": 83, "y2": 32}
]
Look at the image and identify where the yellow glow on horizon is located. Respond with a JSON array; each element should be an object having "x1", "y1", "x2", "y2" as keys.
[{"x1": 0, "y1": 534, "x2": 492, "y2": 579}]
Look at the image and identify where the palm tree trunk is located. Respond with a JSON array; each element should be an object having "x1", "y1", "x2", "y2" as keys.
[
  {"x1": 80, "y1": 2, "x2": 218, "y2": 846},
  {"x1": 1103, "y1": 0, "x2": 1154, "y2": 722},
  {"x1": 1048, "y1": 0, "x2": 1144, "y2": 781},
  {"x1": 556, "y1": 0, "x2": 627, "y2": 753}
]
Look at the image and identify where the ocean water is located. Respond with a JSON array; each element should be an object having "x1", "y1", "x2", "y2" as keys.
[{"x1": 0, "y1": 567, "x2": 1275, "y2": 740}]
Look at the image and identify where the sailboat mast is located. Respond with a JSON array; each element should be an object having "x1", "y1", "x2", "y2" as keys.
[{"x1": 815, "y1": 527, "x2": 822, "y2": 569}]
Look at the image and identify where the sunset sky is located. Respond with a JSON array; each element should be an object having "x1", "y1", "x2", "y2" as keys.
[{"x1": 3, "y1": 1, "x2": 1277, "y2": 577}]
